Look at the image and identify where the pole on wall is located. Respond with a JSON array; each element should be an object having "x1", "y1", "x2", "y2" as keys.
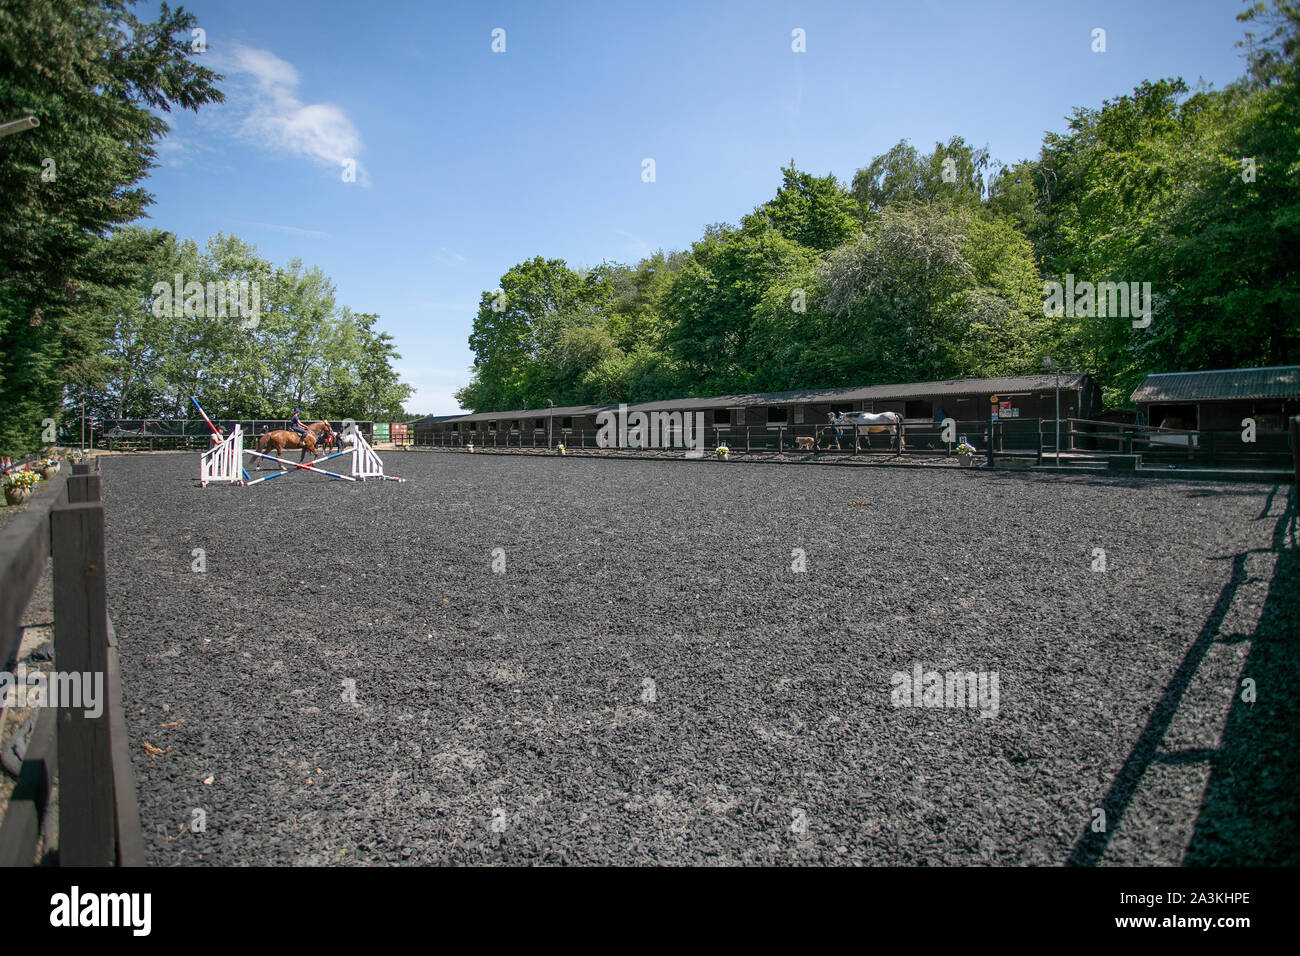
[{"x1": 1290, "y1": 415, "x2": 1300, "y2": 489}]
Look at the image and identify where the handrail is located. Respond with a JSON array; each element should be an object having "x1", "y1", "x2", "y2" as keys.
[{"x1": 1067, "y1": 417, "x2": 1200, "y2": 435}]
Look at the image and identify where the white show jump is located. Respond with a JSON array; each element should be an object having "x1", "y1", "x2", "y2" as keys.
[
  {"x1": 200, "y1": 425, "x2": 244, "y2": 486},
  {"x1": 198, "y1": 423, "x2": 405, "y2": 486},
  {"x1": 348, "y1": 430, "x2": 382, "y2": 479}
]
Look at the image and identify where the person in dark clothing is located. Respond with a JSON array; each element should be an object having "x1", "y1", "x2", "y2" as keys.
[{"x1": 828, "y1": 411, "x2": 845, "y2": 450}]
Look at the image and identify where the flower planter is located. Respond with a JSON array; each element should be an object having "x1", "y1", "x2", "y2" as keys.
[
  {"x1": 5, "y1": 486, "x2": 33, "y2": 506},
  {"x1": 958, "y1": 453, "x2": 975, "y2": 467},
  {"x1": 41, "y1": 466, "x2": 57, "y2": 479}
]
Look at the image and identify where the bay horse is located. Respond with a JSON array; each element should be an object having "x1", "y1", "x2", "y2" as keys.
[
  {"x1": 841, "y1": 411, "x2": 905, "y2": 452},
  {"x1": 253, "y1": 420, "x2": 335, "y2": 470}
]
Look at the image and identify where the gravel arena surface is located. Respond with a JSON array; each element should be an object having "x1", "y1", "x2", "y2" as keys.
[{"x1": 99, "y1": 450, "x2": 1300, "y2": 866}]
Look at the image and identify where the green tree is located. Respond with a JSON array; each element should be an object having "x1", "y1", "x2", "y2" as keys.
[
  {"x1": 743, "y1": 162, "x2": 860, "y2": 250},
  {"x1": 0, "y1": 0, "x2": 223, "y2": 454},
  {"x1": 851, "y1": 137, "x2": 990, "y2": 217},
  {"x1": 661, "y1": 225, "x2": 816, "y2": 394}
]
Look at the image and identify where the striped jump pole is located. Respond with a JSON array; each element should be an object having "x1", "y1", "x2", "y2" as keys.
[
  {"x1": 193, "y1": 396, "x2": 252, "y2": 482},
  {"x1": 243, "y1": 448, "x2": 356, "y2": 483}
]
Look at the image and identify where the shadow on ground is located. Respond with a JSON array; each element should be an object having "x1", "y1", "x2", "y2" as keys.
[
  {"x1": 1066, "y1": 485, "x2": 1299, "y2": 866},
  {"x1": 1183, "y1": 488, "x2": 1300, "y2": 865}
]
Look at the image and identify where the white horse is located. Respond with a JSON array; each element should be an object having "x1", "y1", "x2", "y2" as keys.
[{"x1": 839, "y1": 411, "x2": 905, "y2": 451}]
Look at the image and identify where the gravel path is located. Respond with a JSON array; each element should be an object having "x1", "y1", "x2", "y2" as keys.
[{"x1": 98, "y1": 451, "x2": 1298, "y2": 865}]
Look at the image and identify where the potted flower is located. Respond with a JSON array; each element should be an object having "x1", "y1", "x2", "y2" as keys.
[
  {"x1": 956, "y1": 442, "x2": 977, "y2": 467},
  {"x1": 4, "y1": 468, "x2": 40, "y2": 505},
  {"x1": 39, "y1": 457, "x2": 59, "y2": 479},
  {"x1": 716, "y1": 444, "x2": 730, "y2": 460},
  {"x1": 556, "y1": 443, "x2": 565, "y2": 456}
]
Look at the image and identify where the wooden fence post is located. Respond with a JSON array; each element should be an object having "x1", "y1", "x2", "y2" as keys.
[
  {"x1": 67, "y1": 473, "x2": 101, "y2": 504},
  {"x1": 51, "y1": 496, "x2": 116, "y2": 866}
]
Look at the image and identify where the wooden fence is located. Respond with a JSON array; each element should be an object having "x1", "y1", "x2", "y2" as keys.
[{"x1": 0, "y1": 459, "x2": 143, "y2": 866}]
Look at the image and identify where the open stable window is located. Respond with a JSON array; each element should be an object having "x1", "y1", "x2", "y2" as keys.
[
  {"x1": 905, "y1": 399, "x2": 932, "y2": 419},
  {"x1": 534, "y1": 418, "x2": 544, "y2": 429},
  {"x1": 767, "y1": 406, "x2": 788, "y2": 424},
  {"x1": 488, "y1": 421, "x2": 497, "y2": 431},
  {"x1": 561, "y1": 417, "x2": 572, "y2": 428}
]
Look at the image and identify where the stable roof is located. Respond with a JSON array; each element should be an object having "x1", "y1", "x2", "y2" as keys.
[
  {"x1": 444, "y1": 373, "x2": 1091, "y2": 423},
  {"x1": 1131, "y1": 366, "x2": 1300, "y2": 404}
]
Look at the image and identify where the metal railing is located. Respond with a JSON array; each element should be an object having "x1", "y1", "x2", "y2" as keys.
[{"x1": 414, "y1": 420, "x2": 1015, "y2": 456}]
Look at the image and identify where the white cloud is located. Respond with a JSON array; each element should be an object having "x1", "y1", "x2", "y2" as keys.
[
  {"x1": 219, "y1": 44, "x2": 369, "y2": 185},
  {"x1": 154, "y1": 136, "x2": 213, "y2": 168},
  {"x1": 236, "y1": 219, "x2": 332, "y2": 239}
]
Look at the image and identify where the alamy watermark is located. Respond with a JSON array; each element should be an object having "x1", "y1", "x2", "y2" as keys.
[
  {"x1": 890, "y1": 663, "x2": 999, "y2": 718},
  {"x1": 1043, "y1": 275, "x2": 1152, "y2": 328},
  {"x1": 150, "y1": 273, "x2": 262, "y2": 329},
  {"x1": 1, "y1": 664, "x2": 104, "y2": 718},
  {"x1": 595, "y1": 403, "x2": 705, "y2": 457}
]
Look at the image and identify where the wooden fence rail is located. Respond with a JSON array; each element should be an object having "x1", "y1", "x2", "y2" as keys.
[{"x1": 0, "y1": 459, "x2": 142, "y2": 866}]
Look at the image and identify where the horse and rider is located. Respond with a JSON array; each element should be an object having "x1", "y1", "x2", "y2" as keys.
[{"x1": 253, "y1": 408, "x2": 335, "y2": 470}]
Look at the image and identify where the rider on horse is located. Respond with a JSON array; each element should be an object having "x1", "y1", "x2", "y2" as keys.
[{"x1": 290, "y1": 409, "x2": 308, "y2": 442}]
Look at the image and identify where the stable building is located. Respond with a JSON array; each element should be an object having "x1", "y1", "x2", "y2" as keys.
[
  {"x1": 413, "y1": 372, "x2": 1102, "y2": 445},
  {"x1": 1131, "y1": 365, "x2": 1300, "y2": 431},
  {"x1": 618, "y1": 373, "x2": 1100, "y2": 432},
  {"x1": 412, "y1": 402, "x2": 618, "y2": 446}
]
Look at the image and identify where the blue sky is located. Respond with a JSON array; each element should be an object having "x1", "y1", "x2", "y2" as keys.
[{"x1": 145, "y1": 0, "x2": 1252, "y2": 413}]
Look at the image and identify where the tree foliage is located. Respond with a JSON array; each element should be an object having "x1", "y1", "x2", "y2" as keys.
[
  {"x1": 0, "y1": 1, "x2": 412, "y2": 453},
  {"x1": 456, "y1": 2, "x2": 1300, "y2": 414},
  {"x1": 0, "y1": 0, "x2": 223, "y2": 453}
]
